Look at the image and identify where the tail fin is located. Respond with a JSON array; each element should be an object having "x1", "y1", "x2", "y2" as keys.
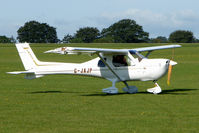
[{"x1": 16, "y1": 43, "x2": 40, "y2": 70}]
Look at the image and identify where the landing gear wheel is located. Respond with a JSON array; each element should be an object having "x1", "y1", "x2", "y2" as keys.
[
  {"x1": 102, "y1": 87, "x2": 118, "y2": 94},
  {"x1": 147, "y1": 83, "x2": 162, "y2": 94},
  {"x1": 122, "y1": 86, "x2": 138, "y2": 94}
]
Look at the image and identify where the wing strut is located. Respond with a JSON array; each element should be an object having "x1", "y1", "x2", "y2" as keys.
[
  {"x1": 145, "y1": 51, "x2": 153, "y2": 58},
  {"x1": 97, "y1": 53, "x2": 130, "y2": 89}
]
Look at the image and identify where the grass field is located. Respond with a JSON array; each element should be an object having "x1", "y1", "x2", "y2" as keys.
[{"x1": 0, "y1": 43, "x2": 199, "y2": 133}]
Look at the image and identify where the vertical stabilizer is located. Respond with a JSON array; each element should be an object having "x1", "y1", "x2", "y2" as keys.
[{"x1": 15, "y1": 43, "x2": 40, "y2": 70}]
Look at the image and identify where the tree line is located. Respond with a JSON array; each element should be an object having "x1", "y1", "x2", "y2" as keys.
[{"x1": 0, "y1": 19, "x2": 199, "y2": 43}]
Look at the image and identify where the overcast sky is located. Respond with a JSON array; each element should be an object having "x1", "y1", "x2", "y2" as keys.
[{"x1": 1, "y1": 0, "x2": 199, "y2": 39}]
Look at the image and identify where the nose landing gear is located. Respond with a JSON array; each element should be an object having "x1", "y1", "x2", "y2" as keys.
[{"x1": 147, "y1": 81, "x2": 162, "y2": 94}]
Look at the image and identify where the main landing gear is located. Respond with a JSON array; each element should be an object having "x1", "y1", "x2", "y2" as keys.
[
  {"x1": 102, "y1": 80, "x2": 118, "y2": 94},
  {"x1": 102, "y1": 80, "x2": 162, "y2": 94},
  {"x1": 102, "y1": 80, "x2": 138, "y2": 94}
]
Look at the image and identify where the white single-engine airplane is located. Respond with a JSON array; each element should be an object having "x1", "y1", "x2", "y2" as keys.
[{"x1": 8, "y1": 43, "x2": 181, "y2": 94}]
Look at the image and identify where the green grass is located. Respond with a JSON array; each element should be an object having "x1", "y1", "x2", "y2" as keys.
[{"x1": 0, "y1": 43, "x2": 199, "y2": 133}]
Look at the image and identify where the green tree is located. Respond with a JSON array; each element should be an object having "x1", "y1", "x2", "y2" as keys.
[
  {"x1": 194, "y1": 38, "x2": 199, "y2": 43},
  {"x1": 62, "y1": 34, "x2": 74, "y2": 43},
  {"x1": 17, "y1": 21, "x2": 58, "y2": 43},
  {"x1": 0, "y1": 36, "x2": 12, "y2": 43},
  {"x1": 151, "y1": 36, "x2": 168, "y2": 43},
  {"x1": 101, "y1": 19, "x2": 149, "y2": 43},
  {"x1": 70, "y1": 38, "x2": 83, "y2": 43},
  {"x1": 10, "y1": 36, "x2": 16, "y2": 43},
  {"x1": 93, "y1": 36, "x2": 114, "y2": 43},
  {"x1": 75, "y1": 27, "x2": 100, "y2": 43},
  {"x1": 169, "y1": 30, "x2": 194, "y2": 43}
]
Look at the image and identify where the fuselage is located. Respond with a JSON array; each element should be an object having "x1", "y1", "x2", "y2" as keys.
[{"x1": 31, "y1": 57, "x2": 169, "y2": 82}]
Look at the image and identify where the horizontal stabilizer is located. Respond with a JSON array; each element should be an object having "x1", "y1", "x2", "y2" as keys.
[
  {"x1": 25, "y1": 73, "x2": 44, "y2": 80},
  {"x1": 7, "y1": 71, "x2": 34, "y2": 75},
  {"x1": 7, "y1": 71, "x2": 43, "y2": 79}
]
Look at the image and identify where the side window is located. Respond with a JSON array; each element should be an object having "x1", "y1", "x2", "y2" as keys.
[
  {"x1": 112, "y1": 55, "x2": 130, "y2": 67},
  {"x1": 98, "y1": 58, "x2": 106, "y2": 67}
]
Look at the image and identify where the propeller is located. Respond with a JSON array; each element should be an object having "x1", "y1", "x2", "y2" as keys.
[{"x1": 167, "y1": 60, "x2": 177, "y2": 85}]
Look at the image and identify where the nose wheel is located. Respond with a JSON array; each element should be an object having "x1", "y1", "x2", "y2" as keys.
[{"x1": 147, "y1": 82, "x2": 162, "y2": 94}]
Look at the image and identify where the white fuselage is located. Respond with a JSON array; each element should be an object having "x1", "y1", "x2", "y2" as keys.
[{"x1": 31, "y1": 57, "x2": 169, "y2": 82}]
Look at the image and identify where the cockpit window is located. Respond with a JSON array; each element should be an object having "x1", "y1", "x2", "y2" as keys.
[
  {"x1": 112, "y1": 55, "x2": 130, "y2": 67},
  {"x1": 98, "y1": 58, "x2": 106, "y2": 67}
]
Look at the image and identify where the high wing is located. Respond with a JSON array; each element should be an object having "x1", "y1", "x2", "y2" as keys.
[
  {"x1": 44, "y1": 44, "x2": 181, "y2": 55},
  {"x1": 131, "y1": 45, "x2": 181, "y2": 52},
  {"x1": 44, "y1": 47, "x2": 129, "y2": 55}
]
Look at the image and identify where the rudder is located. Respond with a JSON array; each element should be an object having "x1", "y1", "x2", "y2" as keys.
[{"x1": 15, "y1": 43, "x2": 40, "y2": 70}]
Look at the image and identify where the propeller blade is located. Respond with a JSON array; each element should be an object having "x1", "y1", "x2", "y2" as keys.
[
  {"x1": 167, "y1": 64, "x2": 172, "y2": 85},
  {"x1": 167, "y1": 60, "x2": 178, "y2": 85}
]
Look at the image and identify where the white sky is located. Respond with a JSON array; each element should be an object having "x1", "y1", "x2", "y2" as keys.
[{"x1": 1, "y1": 0, "x2": 199, "y2": 39}]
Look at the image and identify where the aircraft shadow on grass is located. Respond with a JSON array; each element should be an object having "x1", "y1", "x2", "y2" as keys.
[
  {"x1": 28, "y1": 90, "x2": 86, "y2": 94},
  {"x1": 29, "y1": 91, "x2": 63, "y2": 94},
  {"x1": 28, "y1": 88, "x2": 198, "y2": 96},
  {"x1": 81, "y1": 88, "x2": 198, "y2": 96},
  {"x1": 159, "y1": 88, "x2": 198, "y2": 95}
]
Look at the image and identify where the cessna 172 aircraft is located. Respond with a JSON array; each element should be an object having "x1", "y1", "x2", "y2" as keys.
[{"x1": 8, "y1": 43, "x2": 181, "y2": 94}]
